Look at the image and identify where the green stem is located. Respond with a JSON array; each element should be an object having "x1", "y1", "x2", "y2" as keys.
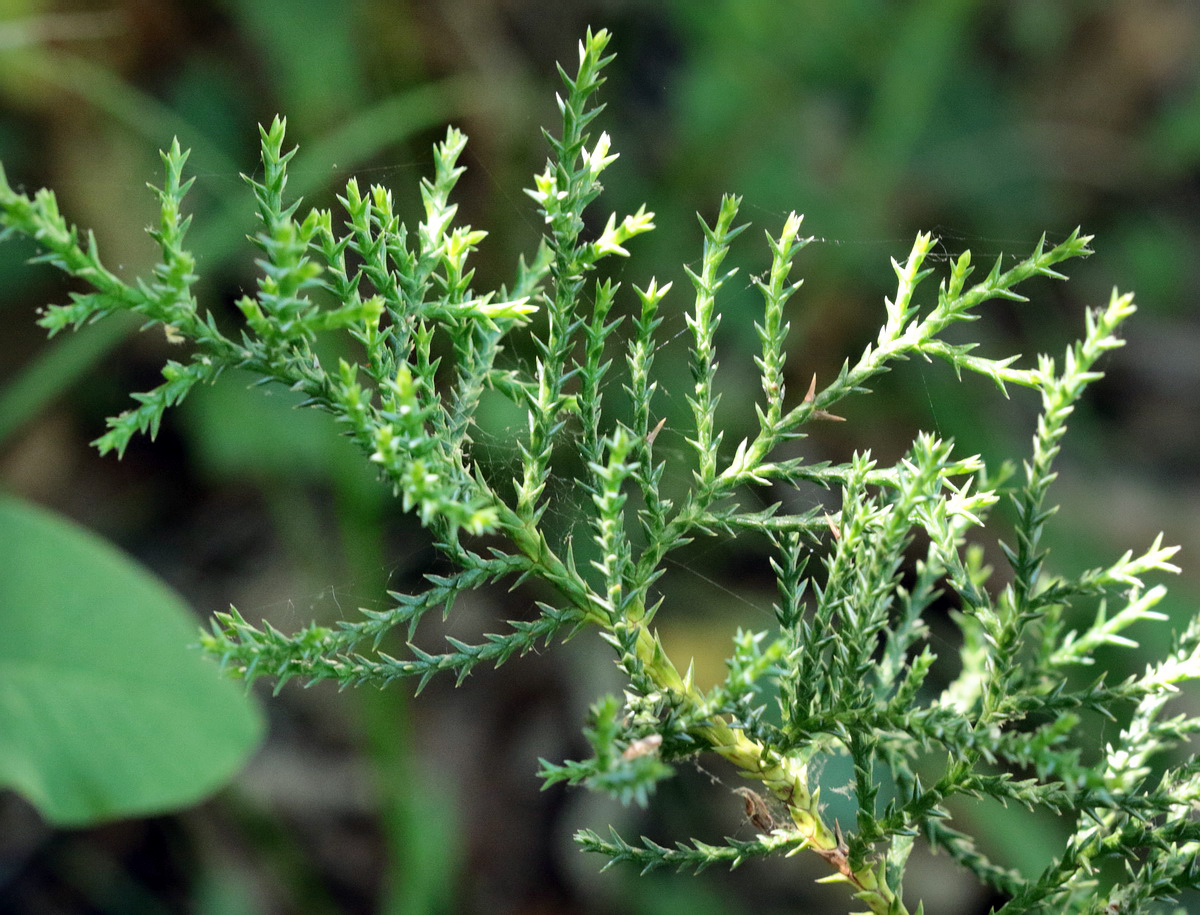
[{"x1": 624, "y1": 611, "x2": 906, "y2": 913}]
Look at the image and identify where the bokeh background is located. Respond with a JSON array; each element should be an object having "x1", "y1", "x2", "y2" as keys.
[{"x1": 2, "y1": 2, "x2": 1199, "y2": 913}]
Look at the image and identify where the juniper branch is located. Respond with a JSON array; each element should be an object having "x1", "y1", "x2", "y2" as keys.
[{"x1": 4, "y1": 26, "x2": 1198, "y2": 915}]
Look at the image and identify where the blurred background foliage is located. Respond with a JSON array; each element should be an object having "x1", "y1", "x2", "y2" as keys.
[{"x1": 1, "y1": 1, "x2": 1198, "y2": 913}]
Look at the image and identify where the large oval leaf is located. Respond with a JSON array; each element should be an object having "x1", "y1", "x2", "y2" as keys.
[{"x1": 0, "y1": 496, "x2": 263, "y2": 825}]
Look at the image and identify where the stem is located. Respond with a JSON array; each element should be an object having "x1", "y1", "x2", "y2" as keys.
[{"x1": 629, "y1": 615, "x2": 908, "y2": 914}]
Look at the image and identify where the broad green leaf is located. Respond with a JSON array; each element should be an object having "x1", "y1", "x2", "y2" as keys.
[{"x1": 0, "y1": 496, "x2": 263, "y2": 825}]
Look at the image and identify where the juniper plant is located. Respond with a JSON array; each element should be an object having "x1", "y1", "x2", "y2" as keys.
[{"x1": 4, "y1": 28, "x2": 1197, "y2": 914}]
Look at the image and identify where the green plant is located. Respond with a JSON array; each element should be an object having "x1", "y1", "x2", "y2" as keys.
[
  {"x1": 0, "y1": 496, "x2": 261, "y2": 825},
  {"x1": 3, "y1": 28, "x2": 1197, "y2": 914}
]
